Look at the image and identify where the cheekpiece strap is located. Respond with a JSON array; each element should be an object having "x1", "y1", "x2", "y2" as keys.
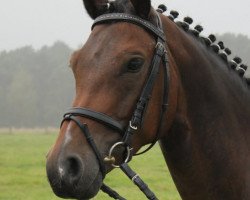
[{"x1": 92, "y1": 13, "x2": 166, "y2": 42}]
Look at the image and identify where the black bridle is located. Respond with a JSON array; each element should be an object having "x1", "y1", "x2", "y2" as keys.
[{"x1": 61, "y1": 12, "x2": 169, "y2": 200}]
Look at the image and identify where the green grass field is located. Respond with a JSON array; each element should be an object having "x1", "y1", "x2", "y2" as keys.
[{"x1": 0, "y1": 132, "x2": 181, "y2": 200}]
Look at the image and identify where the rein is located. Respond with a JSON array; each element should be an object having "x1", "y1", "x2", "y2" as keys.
[{"x1": 61, "y1": 12, "x2": 170, "y2": 200}]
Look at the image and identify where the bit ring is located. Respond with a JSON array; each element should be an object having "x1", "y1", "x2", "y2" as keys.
[{"x1": 108, "y1": 142, "x2": 131, "y2": 168}]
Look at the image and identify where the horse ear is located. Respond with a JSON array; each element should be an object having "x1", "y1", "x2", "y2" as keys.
[
  {"x1": 82, "y1": 0, "x2": 107, "y2": 19},
  {"x1": 130, "y1": 0, "x2": 151, "y2": 19}
]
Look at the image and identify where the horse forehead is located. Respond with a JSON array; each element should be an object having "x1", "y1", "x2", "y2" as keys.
[
  {"x1": 72, "y1": 23, "x2": 155, "y2": 72},
  {"x1": 86, "y1": 22, "x2": 155, "y2": 51}
]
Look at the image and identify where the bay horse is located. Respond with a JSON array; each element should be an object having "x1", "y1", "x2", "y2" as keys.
[{"x1": 46, "y1": 0, "x2": 250, "y2": 199}]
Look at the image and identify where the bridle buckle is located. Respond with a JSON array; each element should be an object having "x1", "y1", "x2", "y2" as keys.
[
  {"x1": 155, "y1": 42, "x2": 166, "y2": 56},
  {"x1": 129, "y1": 121, "x2": 138, "y2": 130}
]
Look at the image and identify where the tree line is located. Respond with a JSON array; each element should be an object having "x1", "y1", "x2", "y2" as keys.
[
  {"x1": 0, "y1": 34, "x2": 249, "y2": 128},
  {"x1": 0, "y1": 41, "x2": 74, "y2": 128}
]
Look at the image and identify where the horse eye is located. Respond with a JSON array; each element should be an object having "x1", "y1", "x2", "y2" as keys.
[{"x1": 127, "y1": 58, "x2": 144, "y2": 73}]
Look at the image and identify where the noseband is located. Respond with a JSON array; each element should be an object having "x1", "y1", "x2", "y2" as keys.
[{"x1": 61, "y1": 12, "x2": 169, "y2": 200}]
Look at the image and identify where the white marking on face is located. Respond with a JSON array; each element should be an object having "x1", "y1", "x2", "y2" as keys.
[
  {"x1": 59, "y1": 166, "x2": 64, "y2": 178},
  {"x1": 63, "y1": 124, "x2": 72, "y2": 146}
]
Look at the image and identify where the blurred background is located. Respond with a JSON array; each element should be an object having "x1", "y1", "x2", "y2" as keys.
[{"x1": 0, "y1": 0, "x2": 249, "y2": 199}]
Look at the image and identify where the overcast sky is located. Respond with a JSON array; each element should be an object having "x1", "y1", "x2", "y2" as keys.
[{"x1": 1, "y1": 0, "x2": 250, "y2": 51}]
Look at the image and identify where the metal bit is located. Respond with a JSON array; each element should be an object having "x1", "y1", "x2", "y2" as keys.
[{"x1": 104, "y1": 156, "x2": 116, "y2": 164}]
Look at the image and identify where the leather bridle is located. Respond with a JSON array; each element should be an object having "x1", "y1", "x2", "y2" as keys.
[{"x1": 61, "y1": 12, "x2": 169, "y2": 200}]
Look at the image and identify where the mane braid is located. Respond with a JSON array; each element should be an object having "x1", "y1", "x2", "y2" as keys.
[{"x1": 157, "y1": 4, "x2": 249, "y2": 88}]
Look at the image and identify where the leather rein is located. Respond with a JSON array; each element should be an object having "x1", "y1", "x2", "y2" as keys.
[{"x1": 61, "y1": 12, "x2": 170, "y2": 200}]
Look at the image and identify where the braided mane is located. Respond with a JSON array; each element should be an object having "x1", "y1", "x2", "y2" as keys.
[{"x1": 157, "y1": 4, "x2": 250, "y2": 87}]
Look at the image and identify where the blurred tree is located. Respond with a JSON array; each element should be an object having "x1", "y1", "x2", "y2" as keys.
[
  {"x1": 6, "y1": 69, "x2": 38, "y2": 127},
  {"x1": 0, "y1": 41, "x2": 74, "y2": 127}
]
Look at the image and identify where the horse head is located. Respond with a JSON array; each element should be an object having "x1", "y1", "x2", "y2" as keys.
[{"x1": 46, "y1": 0, "x2": 173, "y2": 199}]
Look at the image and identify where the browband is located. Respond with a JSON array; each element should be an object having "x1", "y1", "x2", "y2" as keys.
[{"x1": 92, "y1": 13, "x2": 166, "y2": 41}]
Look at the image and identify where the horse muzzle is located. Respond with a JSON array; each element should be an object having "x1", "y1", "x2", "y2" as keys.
[{"x1": 46, "y1": 151, "x2": 103, "y2": 200}]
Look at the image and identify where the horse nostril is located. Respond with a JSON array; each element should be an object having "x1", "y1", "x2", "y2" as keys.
[
  {"x1": 67, "y1": 157, "x2": 80, "y2": 177},
  {"x1": 61, "y1": 155, "x2": 84, "y2": 182}
]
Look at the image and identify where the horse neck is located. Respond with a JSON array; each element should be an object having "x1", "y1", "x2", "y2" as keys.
[{"x1": 159, "y1": 16, "x2": 250, "y2": 199}]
